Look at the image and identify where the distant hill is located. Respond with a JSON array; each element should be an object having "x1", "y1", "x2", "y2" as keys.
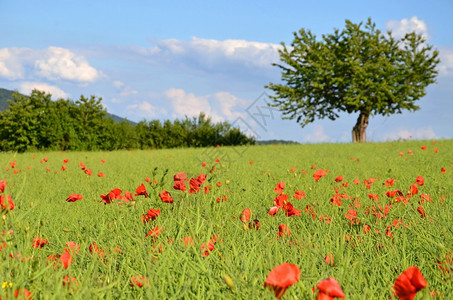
[{"x1": 0, "y1": 88, "x2": 136, "y2": 125}]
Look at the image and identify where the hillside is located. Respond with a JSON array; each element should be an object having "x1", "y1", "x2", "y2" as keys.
[{"x1": 0, "y1": 88, "x2": 135, "y2": 125}]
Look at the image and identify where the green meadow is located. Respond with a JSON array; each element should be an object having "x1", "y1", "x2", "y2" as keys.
[{"x1": 1, "y1": 140, "x2": 452, "y2": 299}]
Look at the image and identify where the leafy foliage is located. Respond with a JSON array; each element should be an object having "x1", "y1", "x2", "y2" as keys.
[
  {"x1": 266, "y1": 18, "x2": 440, "y2": 142},
  {"x1": 0, "y1": 90, "x2": 254, "y2": 152}
]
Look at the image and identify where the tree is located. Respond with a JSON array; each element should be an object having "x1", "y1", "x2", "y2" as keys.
[{"x1": 266, "y1": 18, "x2": 439, "y2": 142}]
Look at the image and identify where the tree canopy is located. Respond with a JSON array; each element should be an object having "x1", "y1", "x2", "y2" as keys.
[
  {"x1": 266, "y1": 18, "x2": 440, "y2": 142},
  {"x1": 0, "y1": 90, "x2": 254, "y2": 152}
]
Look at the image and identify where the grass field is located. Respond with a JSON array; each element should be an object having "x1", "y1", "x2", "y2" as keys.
[{"x1": 1, "y1": 140, "x2": 452, "y2": 299}]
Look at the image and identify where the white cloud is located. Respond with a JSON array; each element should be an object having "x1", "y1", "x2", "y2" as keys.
[
  {"x1": 35, "y1": 47, "x2": 101, "y2": 82},
  {"x1": 19, "y1": 82, "x2": 69, "y2": 99},
  {"x1": 386, "y1": 16, "x2": 429, "y2": 41},
  {"x1": 382, "y1": 127, "x2": 437, "y2": 141},
  {"x1": 112, "y1": 80, "x2": 138, "y2": 97},
  {"x1": 438, "y1": 47, "x2": 453, "y2": 76},
  {"x1": 0, "y1": 48, "x2": 28, "y2": 80},
  {"x1": 126, "y1": 101, "x2": 167, "y2": 119},
  {"x1": 0, "y1": 46, "x2": 102, "y2": 83},
  {"x1": 127, "y1": 37, "x2": 282, "y2": 76},
  {"x1": 163, "y1": 88, "x2": 251, "y2": 123},
  {"x1": 164, "y1": 88, "x2": 216, "y2": 120},
  {"x1": 303, "y1": 125, "x2": 332, "y2": 143}
]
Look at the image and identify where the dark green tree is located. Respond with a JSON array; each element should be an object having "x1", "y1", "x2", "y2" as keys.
[{"x1": 266, "y1": 18, "x2": 440, "y2": 142}]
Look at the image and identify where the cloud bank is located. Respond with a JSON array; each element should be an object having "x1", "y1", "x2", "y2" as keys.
[{"x1": 0, "y1": 47, "x2": 102, "y2": 82}]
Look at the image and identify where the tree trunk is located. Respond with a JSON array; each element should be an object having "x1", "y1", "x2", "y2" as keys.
[{"x1": 352, "y1": 112, "x2": 369, "y2": 143}]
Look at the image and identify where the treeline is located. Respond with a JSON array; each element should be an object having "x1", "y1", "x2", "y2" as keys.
[{"x1": 0, "y1": 90, "x2": 255, "y2": 152}]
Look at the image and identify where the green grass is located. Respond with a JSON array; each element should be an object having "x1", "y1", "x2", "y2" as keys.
[{"x1": 1, "y1": 140, "x2": 452, "y2": 299}]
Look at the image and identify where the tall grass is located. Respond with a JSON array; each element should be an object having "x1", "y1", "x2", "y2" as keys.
[{"x1": 1, "y1": 140, "x2": 452, "y2": 299}]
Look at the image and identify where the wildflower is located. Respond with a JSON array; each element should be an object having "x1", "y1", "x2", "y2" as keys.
[
  {"x1": 32, "y1": 237, "x2": 48, "y2": 249},
  {"x1": 393, "y1": 266, "x2": 427, "y2": 300},
  {"x1": 240, "y1": 208, "x2": 251, "y2": 223},
  {"x1": 274, "y1": 182, "x2": 285, "y2": 194},
  {"x1": 142, "y1": 209, "x2": 161, "y2": 223},
  {"x1": 264, "y1": 263, "x2": 301, "y2": 300},
  {"x1": 159, "y1": 190, "x2": 173, "y2": 203},
  {"x1": 60, "y1": 251, "x2": 73, "y2": 268},
  {"x1": 0, "y1": 194, "x2": 14, "y2": 212},
  {"x1": 201, "y1": 240, "x2": 215, "y2": 257},
  {"x1": 66, "y1": 194, "x2": 83, "y2": 202},
  {"x1": 135, "y1": 184, "x2": 148, "y2": 198},
  {"x1": 313, "y1": 169, "x2": 327, "y2": 181},
  {"x1": 130, "y1": 275, "x2": 149, "y2": 288},
  {"x1": 415, "y1": 176, "x2": 424, "y2": 186},
  {"x1": 334, "y1": 175, "x2": 343, "y2": 182},
  {"x1": 316, "y1": 277, "x2": 345, "y2": 299}
]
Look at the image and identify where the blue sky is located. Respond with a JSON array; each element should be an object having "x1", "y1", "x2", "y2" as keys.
[{"x1": 1, "y1": 0, "x2": 452, "y2": 143}]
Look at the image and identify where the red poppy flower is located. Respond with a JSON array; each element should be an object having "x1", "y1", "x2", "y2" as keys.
[
  {"x1": 201, "y1": 162, "x2": 207, "y2": 167},
  {"x1": 201, "y1": 240, "x2": 215, "y2": 257},
  {"x1": 274, "y1": 182, "x2": 285, "y2": 194},
  {"x1": 408, "y1": 184, "x2": 418, "y2": 196},
  {"x1": 268, "y1": 206, "x2": 279, "y2": 216},
  {"x1": 66, "y1": 194, "x2": 83, "y2": 202},
  {"x1": 65, "y1": 241, "x2": 80, "y2": 254},
  {"x1": 13, "y1": 289, "x2": 32, "y2": 299},
  {"x1": 353, "y1": 179, "x2": 360, "y2": 185},
  {"x1": 345, "y1": 209, "x2": 359, "y2": 225},
  {"x1": 100, "y1": 188, "x2": 122, "y2": 204},
  {"x1": 313, "y1": 169, "x2": 327, "y2": 181},
  {"x1": 324, "y1": 254, "x2": 336, "y2": 266},
  {"x1": 264, "y1": 263, "x2": 301, "y2": 300},
  {"x1": 61, "y1": 165, "x2": 67, "y2": 171},
  {"x1": 240, "y1": 208, "x2": 251, "y2": 223},
  {"x1": 283, "y1": 202, "x2": 301, "y2": 217},
  {"x1": 417, "y1": 206, "x2": 426, "y2": 218},
  {"x1": 173, "y1": 172, "x2": 187, "y2": 191},
  {"x1": 135, "y1": 184, "x2": 149, "y2": 197},
  {"x1": 97, "y1": 172, "x2": 105, "y2": 177},
  {"x1": 0, "y1": 194, "x2": 14, "y2": 212},
  {"x1": 216, "y1": 195, "x2": 227, "y2": 202},
  {"x1": 393, "y1": 266, "x2": 427, "y2": 300},
  {"x1": 189, "y1": 177, "x2": 202, "y2": 194},
  {"x1": 159, "y1": 190, "x2": 173, "y2": 203},
  {"x1": 274, "y1": 194, "x2": 289, "y2": 208},
  {"x1": 84, "y1": 169, "x2": 92, "y2": 176},
  {"x1": 130, "y1": 275, "x2": 149, "y2": 288},
  {"x1": 415, "y1": 176, "x2": 424, "y2": 186},
  {"x1": 249, "y1": 219, "x2": 260, "y2": 230},
  {"x1": 32, "y1": 237, "x2": 49, "y2": 248},
  {"x1": 197, "y1": 174, "x2": 207, "y2": 184},
  {"x1": 293, "y1": 190, "x2": 306, "y2": 200},
  {"x1": 316, "y1": 277, "x2": 345, "y2": 299},
  {"x1": 63, "y1": 159, "x2": 69, "y2": 164},
  {"x1": 334, "y1": 175, "x2": 343, "y2": 182},
  {"x1": 60, "y1": 251, "x2": 72, "y2": 268},
  {"x1": 0, "y1": 179, "x2": 6, "y2": 193},
  {"x1": 385, "y1": 179, "x2": 396, "y2": 187},
  {"x1": 441, "y1": 167, "x2": 446, "y2": 173},
  {"x1": 421, "y1": 146, "x2": 427, "y2": 150},
  {"x1": 142, "y1": 208, "x2": 161, "y2": 223}
]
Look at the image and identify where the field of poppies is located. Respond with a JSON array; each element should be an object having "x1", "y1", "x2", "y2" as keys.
[{"x1": 0, "y1": 140, "x2": 452, "y2": 299}]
